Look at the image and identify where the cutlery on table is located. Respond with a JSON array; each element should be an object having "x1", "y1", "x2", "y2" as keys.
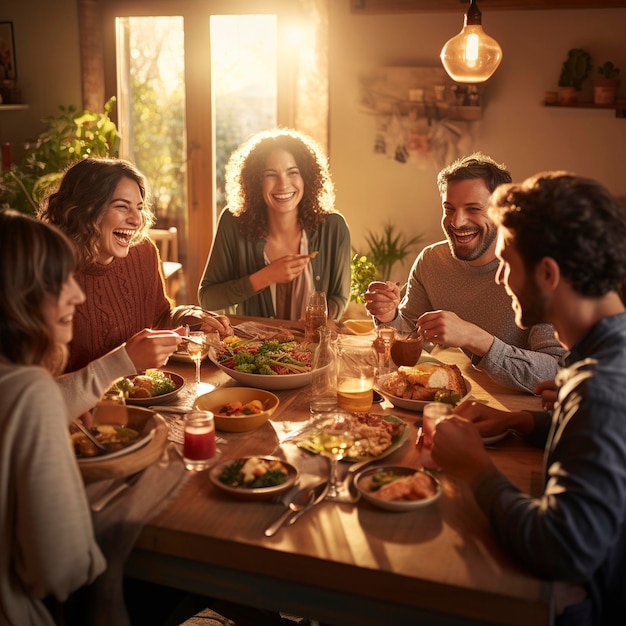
[
  {"x1": 71, "y1": 419, "x2": 107, "y2": 452},
  {"x1": 264, "y1": 488, "x2": 315, "y2": 537},
  {"x1": 91, "y1": 470, "x2": 144, "y2": 512},
  {"x1": 288, "y1": 480, "x2": 329, "y2": 526}
]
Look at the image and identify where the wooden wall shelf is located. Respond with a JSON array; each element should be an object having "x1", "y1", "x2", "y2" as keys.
[
  {"x1": 351, "y1": 1, "x2": 626, "y2": 13},
  {"x1": 0, "y1": 104, "x2": 28, "y2": 111},
  {"x1": 543, "y1": 100, "x2": 626, "y2": 118}
]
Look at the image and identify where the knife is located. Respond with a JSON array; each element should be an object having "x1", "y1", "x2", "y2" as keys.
[{"x1": 287, "y1": 480, "x2": 329, "y2": 526}]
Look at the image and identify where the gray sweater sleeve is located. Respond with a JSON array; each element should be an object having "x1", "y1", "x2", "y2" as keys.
[
  {"x1": 56, "y1": 345, "x2": 136, "y2": 421},
  {"x1": 471, "y1": 325, "x2": 564, "y2": 393}
]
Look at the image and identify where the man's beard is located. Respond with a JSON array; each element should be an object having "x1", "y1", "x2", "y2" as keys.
[
  {"x1": 445, "y1": 223, "x2": 497, "y2": 262},
  {"x1": 514, "y1": 276, "x2": 548, "y2": 329}
]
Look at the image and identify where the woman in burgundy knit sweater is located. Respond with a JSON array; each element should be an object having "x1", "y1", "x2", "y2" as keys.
[{"x1": 39, "y1": 158, "x2": 231, "y2": 372}]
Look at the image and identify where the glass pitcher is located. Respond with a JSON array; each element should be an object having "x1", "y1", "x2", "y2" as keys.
[{"x1": 336, "y1": 335, "x2": 378, "y2": 413}]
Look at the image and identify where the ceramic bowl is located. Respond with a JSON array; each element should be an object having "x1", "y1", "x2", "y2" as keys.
[
  {"x1": 195, "y1": 387, "x2": 280, "y2": 432},
  {"x1": 354, "y1": 465, "x2": 441, "y2": 512},
  {"x1": 209, "y1": 456, "x2": 298, "y2": 501}
]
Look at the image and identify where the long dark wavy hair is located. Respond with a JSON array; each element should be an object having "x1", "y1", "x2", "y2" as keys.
[
  {"x1": 489, "y1": 171, "x2": 626, "y2": 297},
  {"x1": 38, "y1": 158, "x2": 154, "y2": 266},
  {"x1": 224, "y1": 128, "x2": 335, "y2": 239},
  {"x1": 0, "y1": 209, "x2": 77, "y2": 365}
]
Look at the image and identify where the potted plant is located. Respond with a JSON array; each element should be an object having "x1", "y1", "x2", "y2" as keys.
[
  {"x1": 0, "y1": 97, "x2": 120, "y2": 214},
  {"x1": 363, "y1": 223, "x2": 423, "y2": 282},
  {"x1": 593, "y1": 61, "x2": 620, "y2": 105},
  {"x1": 558, "y1": 48, "x2": 592, "y2": 104}
]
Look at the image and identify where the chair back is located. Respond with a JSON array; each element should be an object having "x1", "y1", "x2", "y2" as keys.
[{"x1": 149, "y1": 227, "x2": 179, "y2": 263}]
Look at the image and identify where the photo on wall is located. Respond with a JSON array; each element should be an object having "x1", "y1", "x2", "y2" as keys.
[{"x1": 0, "y1": 22, "x2": 17, "y2": 81}]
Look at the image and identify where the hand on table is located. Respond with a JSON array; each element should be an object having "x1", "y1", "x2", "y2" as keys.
[
  {"x1": 363, "y1": 280, "x2": 400, "y2": 322},
  {"x1": 454, "y1": 400, "x2": 534, "y2": 438},
  {"x1": 534, "y1": 379, "x2": 558, "y2": 411}
]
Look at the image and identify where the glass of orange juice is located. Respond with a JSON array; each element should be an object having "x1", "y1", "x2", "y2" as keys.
[{"x1": 336, "y1": 337, "x2": 378, "y2": 413}]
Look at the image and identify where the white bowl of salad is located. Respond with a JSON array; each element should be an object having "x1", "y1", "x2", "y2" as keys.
[{"x1": 209, "y1": 338, "x2": 313, "y2": 390}]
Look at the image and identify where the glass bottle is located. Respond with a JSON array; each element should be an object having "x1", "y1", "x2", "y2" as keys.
[{"x1": 310, "y1": 326, "x2": 337, "y2": 413}]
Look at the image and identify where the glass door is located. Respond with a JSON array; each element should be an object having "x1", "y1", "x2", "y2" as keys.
[{"x1": 102, "y1": 0, "x2": 301, "y2": 305}]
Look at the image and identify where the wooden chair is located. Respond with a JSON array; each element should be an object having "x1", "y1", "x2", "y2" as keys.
[{"x1": 148, "y1": 227, "x2": 187, "y2": 304}]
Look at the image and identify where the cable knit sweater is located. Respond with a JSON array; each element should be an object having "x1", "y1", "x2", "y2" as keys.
[{"x1": 68, "y1": 240, "x2": 172, "y2": 372}]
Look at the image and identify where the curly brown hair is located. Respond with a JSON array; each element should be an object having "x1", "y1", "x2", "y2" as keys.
[
  {"x1": 38, "y1": 158, "x2": 155, "y2": 266},
  {"x1": 224, "y1": 128, "x2": 335, "y2": 239}
]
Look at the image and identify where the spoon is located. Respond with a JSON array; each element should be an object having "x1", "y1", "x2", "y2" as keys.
[
  {"x1": 264, "y1": 488, "x2": 315, "y2": 537},
  {"x1": 72, "y1": 420, "x2": 107, "y2": 452}
]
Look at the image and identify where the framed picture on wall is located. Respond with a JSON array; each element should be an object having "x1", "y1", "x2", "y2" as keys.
[{"x1": 0, "y1": 21, "x2": 17, "y2": 81}]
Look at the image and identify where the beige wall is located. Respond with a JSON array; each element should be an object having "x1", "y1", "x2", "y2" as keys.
[
  {"x1": 0, "y1": 0, "x2": 82, "y2": 160},
  {"x1": 329, "y1": 3, "x2": 626, "y2": 281},
  {"x1": 2, "y1": 1, "x2": 626, "y2": 283}
]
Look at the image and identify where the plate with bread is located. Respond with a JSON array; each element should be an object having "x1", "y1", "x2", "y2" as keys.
[{"x1": 376, "y1": 356, "x2": 471, "y2": 412}]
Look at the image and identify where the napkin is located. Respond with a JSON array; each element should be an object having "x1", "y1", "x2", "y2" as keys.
[
  {"x1": 270, "y1": 419, "x2": 360, "y2": 504},
  {"x1": 232, "y1": 321, "x2": 298, "y2": 340}
]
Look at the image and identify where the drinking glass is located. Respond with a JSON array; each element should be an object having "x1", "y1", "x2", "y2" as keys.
[
  {"x1": 420, "y1": 402, "x2": 453, "y2": 471},
  {"x1": 318, "y1": 413, "x2": 354, "y2": 499},
  {"x1": 186, "y1": 331, "x2": 206, "y2": 386},
  {"x1": 376, "y1": 325, "x2": 395, "y2": 376},
  {"x1": 390, "y1": 328, "x2": 423, "y2": 367},
  {"x1": 305, "y1": 290, "x2": 328, "y2": 343},
  {"x1": 183, "y1": 410, "x2": 218, "y2": 471}
]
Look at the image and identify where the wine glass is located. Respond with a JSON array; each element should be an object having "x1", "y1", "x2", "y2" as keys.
[
  {"x1": 305, "y1": 290, "x2": 328, "y2": 343},
  {"x1": 377, "y1": 325, "x2": 395, "y2": 376},
  {"x1": 318, "y1": 413, "x2": 354, "y2": 499},
  {"x1": 186, "y1": 330, "x2": 206, "y2": 387}
]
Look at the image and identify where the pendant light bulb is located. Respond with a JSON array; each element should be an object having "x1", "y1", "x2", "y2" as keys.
[{"x1": 440, "y1": 0, "x2": 502, "y2": 84}]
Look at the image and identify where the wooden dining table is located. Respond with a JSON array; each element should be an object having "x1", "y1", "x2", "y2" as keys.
[{"x1": 125, "y1": 317, "x2": 552, "y2": 626}]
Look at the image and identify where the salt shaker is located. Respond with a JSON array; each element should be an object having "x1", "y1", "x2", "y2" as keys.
[{"x1": 310, "y1": 325, "x2": 337, "y2": 413}]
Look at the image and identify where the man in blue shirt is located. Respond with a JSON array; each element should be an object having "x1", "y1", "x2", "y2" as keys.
[{"x1": 432, "y1": 171, "x2": 626, "y2": 625}]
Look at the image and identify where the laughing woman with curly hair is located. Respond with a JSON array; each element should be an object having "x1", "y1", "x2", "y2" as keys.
[{"x1": 199, "y1": 128, "x2": 351, "y2": 321}]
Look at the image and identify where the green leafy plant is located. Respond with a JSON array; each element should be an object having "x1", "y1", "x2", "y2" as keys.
[
  {"x1": 558, "y1": 48, "x2": 592, "y2": 90},
  {"x1": 350, "y1": 253, "x2": 377, "y2": 303},
  {"x1": 0, "y1": 97, "x2": 120, "y2": 214},
  {"x1": 364, "y1": 223, "x2": 423, "y2": 282},
  {"x1": 598, "y1": 61, "x2": 620, "y2": 80}
]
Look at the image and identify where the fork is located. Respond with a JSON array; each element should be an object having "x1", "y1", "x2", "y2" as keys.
[{"x1": 71, "y1": 420, "x2": 107, "y2": 451}]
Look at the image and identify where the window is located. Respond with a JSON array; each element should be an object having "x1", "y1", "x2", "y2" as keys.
[{"x1": 98, "y1": 0, "x2": 328, "y2": 304}]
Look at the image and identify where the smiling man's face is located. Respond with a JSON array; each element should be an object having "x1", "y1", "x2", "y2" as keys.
[{"x1": 441, "y1": 178, "x2": 498, "y2": 266}]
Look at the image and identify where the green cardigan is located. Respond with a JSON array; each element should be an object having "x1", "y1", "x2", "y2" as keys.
[{"x1": 198, "y1": 209, "x2": 351, "y2": 320}]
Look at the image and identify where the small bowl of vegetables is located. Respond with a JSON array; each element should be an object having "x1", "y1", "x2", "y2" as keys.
[
  {"x1": 209, "y1": 456, "x2": 298, "y2": 501},
  {"x1": 195, "y1": 387, "x2": 280, "y2": 432}
]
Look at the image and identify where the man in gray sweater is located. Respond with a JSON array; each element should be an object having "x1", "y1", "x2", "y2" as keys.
[{"x1": 365, "y1": 152, "x2": 564, "y2": 393}]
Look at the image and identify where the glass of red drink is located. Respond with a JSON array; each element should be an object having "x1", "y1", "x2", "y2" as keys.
[{"x1": 183, "y1": 410, "x2": 218, "y2": 471}]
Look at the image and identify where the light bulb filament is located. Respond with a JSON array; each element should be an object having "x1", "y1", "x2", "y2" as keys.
[{"x1": 465, "y1": 33, "x2": 479, "y2": 66}]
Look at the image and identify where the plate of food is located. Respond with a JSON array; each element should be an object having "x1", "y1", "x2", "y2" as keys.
[
  {"x1": 354, "y1": 465, "x2": 441, "y2": 512},
  {"x1": 107, "y1": 369, "x2": 185, "y2": 406},
  {"x1": 209, "y1": 338, "x2": 313, "y2": 391},
  {"x1": 209, "y1": 455, "x2": 299, "y2": 501},
  {"x1": 376, "y1": 358, "x2": 471, "y2": 412},
  {"x1": 296, "y1": 413, "x2": 409, "y2": 463}
]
